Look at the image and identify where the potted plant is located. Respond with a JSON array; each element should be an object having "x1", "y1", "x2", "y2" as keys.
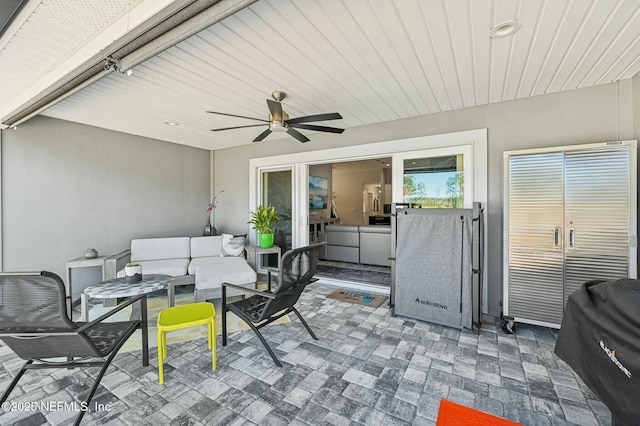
[
  {"x1": 248, "y1": 205, "x2": 280, "y2": 248},
  {"x1": 125, "y1": 262, "x2": 142, "y2": 283}
]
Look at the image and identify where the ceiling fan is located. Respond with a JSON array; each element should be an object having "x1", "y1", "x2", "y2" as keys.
[{"x1": 207, "y1": 91, "x2": 344, "y2": 143}]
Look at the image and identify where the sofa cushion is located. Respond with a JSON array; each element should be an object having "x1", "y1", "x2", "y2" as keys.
[
  {"x1": 325, "y1": 224, "x2": 360, "y2": 247},
  {"x1": 191, "y1": 236, "x2": 222, "y2": 258},
  {"x1": 220, "y1": 233, "x2": 246, "y2": 257},
  {"x1": 188, "y1": 256, "x2": 221, "y2": 275},
  {"x1": 117, "y1": 258, "x2": 190, "y2": 277},
  {"x1": 131, "y1": 237, "x2": 190, "y2": 262},
  {"x1": 195, "y1": 257, "x2": 257, "y2": 290},
  {"x1": 358, "y1": 225, "x2": 391, "y2": 234},
  {"x1": 359, "y1": 226, "x2": 391, "y2": 267},
  {"x1": 325, "y1": 246, "x2": 360, "y2": 264}
]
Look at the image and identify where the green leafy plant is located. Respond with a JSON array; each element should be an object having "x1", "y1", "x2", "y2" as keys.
[
  {"x1": 126, "y1": 262, "x2": 139, "y2": 267},
  {"x1": 247, "y1": 205, "x2": 280, "y2": 234}
]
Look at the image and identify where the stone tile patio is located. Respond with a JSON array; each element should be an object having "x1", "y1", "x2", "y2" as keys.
[{"x1": 0, "y1": 284, "x2": 611, "y2": 425}]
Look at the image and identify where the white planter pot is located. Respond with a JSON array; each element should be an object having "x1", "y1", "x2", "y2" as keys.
[{"x1": 125, "y1": 264, "x2": 142, "y2": 283}]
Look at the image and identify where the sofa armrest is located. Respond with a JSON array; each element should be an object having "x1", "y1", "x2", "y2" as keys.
[
  {"x1": 245, "y1": 245, "x2": 257, "y2": 269},
  {"x1": 105, "y1": 249, "x2": 131, "y2": 280}
]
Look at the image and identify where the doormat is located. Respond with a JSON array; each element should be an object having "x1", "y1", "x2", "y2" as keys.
[
  {"x1": 326, "y1": 289, "x2": 387, "y2": 308},
  {"x1": 436, "y1": 399, "x2": 523, "y2": 425}
]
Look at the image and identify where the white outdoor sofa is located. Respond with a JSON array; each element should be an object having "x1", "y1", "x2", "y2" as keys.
[{"x1": 105, "y1": 236, "x2": 257, "y2": 304}]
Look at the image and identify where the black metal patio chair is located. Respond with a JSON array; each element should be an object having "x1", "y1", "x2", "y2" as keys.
[
  {"x1": 0, "y1": 271, "x2": 148, "y2": 426},
  {"x1": 222, "y1": 243, "x2": 324, "y2": 367}
]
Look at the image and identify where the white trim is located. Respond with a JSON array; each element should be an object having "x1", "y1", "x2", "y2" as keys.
[
  {"x1": 391, "y1": 145, "x2": 473, "y2": 207},
  {"x1": 249, "y1": 128, "x2": 488, "y2": 311},
  {"x1": 293, "y1": 163, "x2": 309, "y2": 248},
  {"x1": 628, "y1": 141, "x2": 637, "y2": 278},
  {"x1": 251, "y1": 129, "x2": 487, "y2": 168}
]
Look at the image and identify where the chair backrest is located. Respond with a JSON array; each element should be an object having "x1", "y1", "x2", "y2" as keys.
[
  {"x1": 256, "y1": 243, "x2": 323, "y2": 322},
  {"x1": 0, "y1": 272, "x2": 75, "y2": 330},
  {"x1": 0, "y1": 272, "x2": 103, "y2": 359},
  {"x1": 191, "y1": 236, "x2": 223, "y2": 258}
]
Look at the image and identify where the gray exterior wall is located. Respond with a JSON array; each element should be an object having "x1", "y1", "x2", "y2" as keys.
[
  {"x1": 214, "y1": 80, "x2": 636, "y2": 317},
  {"x1": 1, "y1": 116, "x2": 210, "y2": 281}
]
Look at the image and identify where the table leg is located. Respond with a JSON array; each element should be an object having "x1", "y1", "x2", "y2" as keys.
[
  {"x1": 140, "y1": 295, "x2": 149, "y2": 367},
  {"x1": 130, "y1": 299, "x2": 141, "y2": 321},
  {"x1": 80, "y1": 293, "x2": 89, "y2": 322},
  {"x1": 168, "y1": 283, "x2": 175, "y2": 307},
  {"x1": 103, "y1": 298, "x2": 117, "y2": 307},
  {"x1": 267, "y1": 271, "x2": 272, "y2": 292}
]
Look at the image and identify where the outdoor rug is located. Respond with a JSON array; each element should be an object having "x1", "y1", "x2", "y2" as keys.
[
  {"x1": 326, "y1": 289, "x2": 388, "y2": 308},
  {"x1": 86, "y1": 288, "x2": 290, "y2": 353},
  {"x1": 436, "y1": 399, "x2": 523, "y2": 425},
  {"x1": 316, "y1": 264, "x2": 391, "y2": 286}
]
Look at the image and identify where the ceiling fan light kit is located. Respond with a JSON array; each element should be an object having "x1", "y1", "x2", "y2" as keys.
[{"x1": 208, "y1": 90, "x2": 344, "y2": 143}]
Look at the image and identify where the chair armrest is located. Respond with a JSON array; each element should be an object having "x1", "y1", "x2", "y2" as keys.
[
  {"x1": 222, "y1": 282, "x2": 277, "y2": 299},
  {"x1": 105, "y1": 249, "x2": 131, "y2": 280},
  {"x1": 75, "y1": 294, "x2": 146, "y2": 332},
  {"x1": 0, "y1": 295, "x2": 147, "y2": 338}
]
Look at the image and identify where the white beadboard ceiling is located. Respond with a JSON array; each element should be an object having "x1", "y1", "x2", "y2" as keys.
[{"x1": 3, "y1": 0, "x2": 640, "y2": 150}]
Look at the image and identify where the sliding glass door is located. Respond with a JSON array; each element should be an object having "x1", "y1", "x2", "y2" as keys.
[{"x1": 260, "y1": 168, "x2": 292, "y2": 267}]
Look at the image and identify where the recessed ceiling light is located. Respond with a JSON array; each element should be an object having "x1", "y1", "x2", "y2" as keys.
[
  {"x1": 385, "y1": 163, "x2": 390, "y2": 167},
  {"x1": 165, "y1": 121, "x2": 179, "y2": 126},
  {"x1": 489, "y1": 20, "x2": 521, "y2": 38}
]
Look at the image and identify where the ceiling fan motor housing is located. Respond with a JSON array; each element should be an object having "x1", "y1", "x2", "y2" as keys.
[
  {"x1": 269, "y1": 111, "x2": 289, "y2": 131},
  {"x1": 271, "y1": 90, "x2": 286, "y2": 102}
]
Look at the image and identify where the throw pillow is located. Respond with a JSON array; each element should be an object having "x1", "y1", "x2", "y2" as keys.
[{"x1": 220, "y1": 233, "x2": 246, "y2": 257}]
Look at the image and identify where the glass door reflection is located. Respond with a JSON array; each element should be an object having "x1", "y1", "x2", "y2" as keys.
[{"x1": 261, "y1": 169, "x2": 292, "y2": 268}]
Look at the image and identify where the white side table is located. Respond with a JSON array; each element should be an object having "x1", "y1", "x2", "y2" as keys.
[{"x1": 66, "y1": 256, "x2": 108, "y2": 306}]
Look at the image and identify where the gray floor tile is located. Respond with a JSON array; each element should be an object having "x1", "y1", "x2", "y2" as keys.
[{"x1": 0, "y1": 285, "x2": 612, "y2": 426}]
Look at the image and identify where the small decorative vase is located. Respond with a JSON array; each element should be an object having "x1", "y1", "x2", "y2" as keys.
[
  {"x1": 84, "y1": 248, "x2": 99, "y2": 259},
  {"x1": 258, "y1": 233, "x2": 274, "y2": 248},
  {"x1": 125, "y1": 264, "x2": 142, "y2": 283}
]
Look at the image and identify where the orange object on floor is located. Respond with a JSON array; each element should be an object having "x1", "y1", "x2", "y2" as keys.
[{"x1": 436, "y1": 399, "x2": 523, "y2": 426}]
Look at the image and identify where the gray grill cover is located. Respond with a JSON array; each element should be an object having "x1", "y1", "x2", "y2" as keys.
[
  {"x1": 394, "y1": 208, "x2": 473, "y2": 329},
  {"x1": 555, "y1": 278, "x2": 640, "y2": 425}
]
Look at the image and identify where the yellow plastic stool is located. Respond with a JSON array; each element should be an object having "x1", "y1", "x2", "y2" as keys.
[{"x1": 157, "y1": 302, "x2": 216, "y2": 384}]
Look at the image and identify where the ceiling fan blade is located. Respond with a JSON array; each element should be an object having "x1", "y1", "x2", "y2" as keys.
[
  {"x1": 206, "y1": 111, "x2": 269, "y2": 122},
  {"x1": 266, "y1": 99, "x2": 284, "y2": 122},
  {"x1": 287, "y1": 112, "x2": 343, "y2": 124},
  {"x1": 289, "y1": 123, "x2": 344, "y2": 134},
  {"x1": 253, "y1": 128, "x2": 272, "y2": 142},
  {"x1": 287, "y1": 128, "x2": 310, "y2": 143},
  {"x1": 211, "y1": 124, "x2": 267, "y2": 131}
]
